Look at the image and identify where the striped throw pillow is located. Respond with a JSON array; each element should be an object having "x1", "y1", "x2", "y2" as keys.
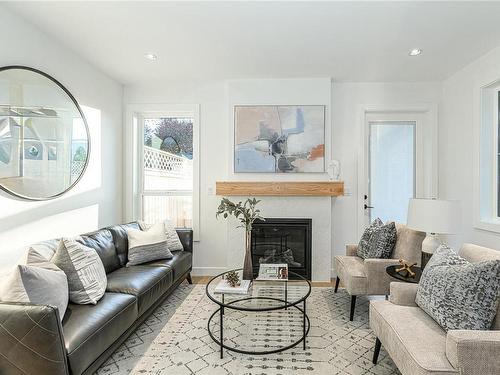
[
  {"x1": 52, "y1": 238, "x2": 107, "y2": 305},
  {"x1": 126, "y1": 223, "x2": 173, "y2": 266}
]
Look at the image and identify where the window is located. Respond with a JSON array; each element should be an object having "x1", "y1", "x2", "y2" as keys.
[
  {"x1": 497, "y1": 91, "x2": 500, "y2": 217},
  {"x1": 477, "y1": 81, "x2": 500, "y2": 231},
  {"x1": 125, "y1": 104, "x2": 199, "y2": 239},
  {"x1": 369, "y1": 121, "x2": 416, "y2": 223},
  {"x1": 140, "y1": 116, "x2": 194, "y2": 228}
]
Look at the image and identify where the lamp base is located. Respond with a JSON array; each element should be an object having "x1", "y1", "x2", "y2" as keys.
[{"x1": 421, "y1": 233, "x2": 441, "y2": 269}]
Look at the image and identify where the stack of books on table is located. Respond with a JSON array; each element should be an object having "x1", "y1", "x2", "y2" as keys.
[
  {"x1": 214, "y1": 279, "x2": 251, "y2": 295},
  {"x1": 256, "y1": 263, "x2": 289, "y2": 281}
]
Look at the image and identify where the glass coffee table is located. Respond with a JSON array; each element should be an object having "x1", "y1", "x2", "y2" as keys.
[{"x1": 206, "y1": 268, "x2": 311, "y2": 358}]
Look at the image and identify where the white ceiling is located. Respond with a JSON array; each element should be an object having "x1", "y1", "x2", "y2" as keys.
[{"x1": 6, "y1": 1, "x2": 500, "y2": 85}]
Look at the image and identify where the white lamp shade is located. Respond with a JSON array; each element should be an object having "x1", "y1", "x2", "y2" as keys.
[{"x1": 407, "y1": 198, "x2": 461, "y2": 234}]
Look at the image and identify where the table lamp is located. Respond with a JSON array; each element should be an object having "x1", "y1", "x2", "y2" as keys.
[{"x1": 407, "y1": 198, "x2": 461, "y2": 268}]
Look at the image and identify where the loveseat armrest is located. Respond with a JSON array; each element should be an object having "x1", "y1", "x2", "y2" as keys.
[
  {"x1": 363, "y1": 258, "x2": 400, "y2": 295},
  {"x1": 389, "y1": 282, "x2": 418, "y2": 306},
  {"x1": 346, "y1": 244, "x2": 358, "y2": 256},
  {"x1": 176, "y1": 228, "x2": 193, "y2": 253},
  {"x1": 0, "y1": 302, "x2": 68, "y2": 375},
  {"x1": 446, "y1": 329, "x2": 500, "y2": 374}
]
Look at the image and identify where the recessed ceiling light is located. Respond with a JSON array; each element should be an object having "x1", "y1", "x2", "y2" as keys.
[
  {"x1": 409, "y1": 48, "x2": 422, "y2": 56},
  {"x1": 144, "y1": 53, "x2": 158, "y2": 61}
]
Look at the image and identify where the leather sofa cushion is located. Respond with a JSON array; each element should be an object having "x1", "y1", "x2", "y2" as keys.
[
  {"x1": 144, "y1": 251, "x2": 192, "y2": 282},
  {"x1": 107, "y1": 222, "x2": 141, "y2": 267},
  {"x1": 78, "y1": 229, "x2": 120, "y2": 274},
  {"x1": 62, "y1": 293, "x2": 137, "y2": 375},
  {"x1": 106, "y1": 266, "x2": 173, "y2": 316}
]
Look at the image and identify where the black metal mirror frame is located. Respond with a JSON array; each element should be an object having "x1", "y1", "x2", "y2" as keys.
[{"x1": 0, "y1": 65, "x2": 91, "y2": 201}]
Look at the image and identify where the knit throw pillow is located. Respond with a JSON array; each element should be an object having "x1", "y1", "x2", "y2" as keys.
[
  {"x1": 357, "y1": 218, "x2": 382, "y2": 259},
  {"x1": 416, "y1": 245, "x2": 500, "y2": 331},
  {"x1": 366, "y1": 221, "x2": 397, "y2": 259}
]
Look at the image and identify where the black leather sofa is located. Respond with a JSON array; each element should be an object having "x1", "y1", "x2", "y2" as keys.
[{"x1": 0, "y1": 222, "x2": 193, "y2": 375}]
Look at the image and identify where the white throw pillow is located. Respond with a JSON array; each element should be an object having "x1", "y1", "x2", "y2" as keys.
[
  {"x1": 52, "y1": 238, "x2": 107, "y2": 305},
  {"x1": 127, "y1": 222, "x2": 173, "y2": 266},
  {"x1": 139, "y1": 220, "x2": 184, "y2": 252},
  {"x1": 0, "y1": 262, "x2": 69, "y2": 321}
]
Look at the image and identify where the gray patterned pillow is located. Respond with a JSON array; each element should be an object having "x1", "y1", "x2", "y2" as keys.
[
  {"x1": 357, "y1": 218, "x2": 382, "y2": 259},
  {"x1": 164, "y1": 220, "x2": 184, "y2": 251},
  {"x1": 52, "y1": 238, "x2": 107, "y2": 305},
  {"x1": 415, "y1": 245, "x2": 500, "y2": 331},
  {"x1": 366, "y1": 221, "x2": 397, "y2": 259}
]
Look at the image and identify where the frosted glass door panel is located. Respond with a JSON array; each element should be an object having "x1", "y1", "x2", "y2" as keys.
[{"x1": 369, "y1": 122, "x2": 415, "y2": 223}]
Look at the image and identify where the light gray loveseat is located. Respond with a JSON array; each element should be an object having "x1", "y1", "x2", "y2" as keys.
[{"x1": 370, "y1": 243, "x2": 500, "y2": 375}]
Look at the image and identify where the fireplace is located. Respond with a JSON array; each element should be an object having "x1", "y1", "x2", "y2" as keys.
[{"x1": 251, "y1": 218, "x2": 312, "y2": 280}]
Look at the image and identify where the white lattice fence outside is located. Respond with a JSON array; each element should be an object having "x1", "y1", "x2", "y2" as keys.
[{"x1": 144, "y1": 146, "x2": 191, "y2": 177}]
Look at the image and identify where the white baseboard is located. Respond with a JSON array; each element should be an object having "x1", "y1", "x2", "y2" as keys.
[{"x1": 191, "y1": 267, "x2": 227, "y2": 277}]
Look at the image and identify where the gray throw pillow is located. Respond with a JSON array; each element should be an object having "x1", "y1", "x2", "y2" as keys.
[
  {"x1": 52, "y1": 238, "x2": 107, "y2": 305},
  {"x1": 164, "y1": 219, "x2": 184, "y2": 251},
  {"x1": 366, "y1": 221, "x2": 397, "y2": 259},
  {"x1": 357, "y1": 218, "x2": 382, "y2": 259},
  {"x1": 415, "y1": 245, "x2": 500, "y2": 331},
  {"x1": 127, "y1": 222, "x2": 173, "y2": 266},
  {"x1": 0, "y1": 262, "x2": 68, "y2": 321}
]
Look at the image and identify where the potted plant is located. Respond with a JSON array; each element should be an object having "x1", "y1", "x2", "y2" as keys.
[{"x1": 216, "y1": 197, "x2": 264, "y2": 280}]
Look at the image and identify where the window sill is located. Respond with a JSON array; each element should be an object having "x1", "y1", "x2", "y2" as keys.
[{"x1": 474, "y1": 219, "x2": 500, "y2": 234}]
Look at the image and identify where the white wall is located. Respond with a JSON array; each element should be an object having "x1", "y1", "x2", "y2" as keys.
[
  {"x1": 0, "y1": 6, "x2": 123, "y2": 273},
  {"x1": 125, "y1": 79, "x2": 442, "y2": 278},
  {"x1": 440, "y1": 45, "x2": 500, "y2": 250}
]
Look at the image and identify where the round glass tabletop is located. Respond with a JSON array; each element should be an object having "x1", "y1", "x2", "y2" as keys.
[{"x1": 206, "y1": 268, "x2": 311, "y2": 312}]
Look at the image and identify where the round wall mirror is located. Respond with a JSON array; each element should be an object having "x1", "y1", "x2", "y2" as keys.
[{"x1": 0, "y1": 66, "x2": 90, "y2": 200}]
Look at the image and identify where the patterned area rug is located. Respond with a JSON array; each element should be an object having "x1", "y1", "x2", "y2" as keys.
[{"x1": 96, "y1": 283, "x2": 400, "y2": 375}]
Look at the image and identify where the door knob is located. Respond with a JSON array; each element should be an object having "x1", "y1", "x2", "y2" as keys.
[{"x1": 364, "y1": 204, "x2": 374, "y2": 209}]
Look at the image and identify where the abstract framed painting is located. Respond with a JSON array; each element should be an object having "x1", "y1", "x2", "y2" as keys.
[{"x1": 234, "y1": 105, "x2": 325, "y2": 173}]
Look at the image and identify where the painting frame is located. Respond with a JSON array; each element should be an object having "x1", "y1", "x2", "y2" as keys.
[{"x1": 234, "y1": 104, "x2": 326, "y2": 173}]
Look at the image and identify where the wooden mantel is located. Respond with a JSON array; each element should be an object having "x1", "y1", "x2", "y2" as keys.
[{"x1": 216, "y1": 181, "x2": 344, "y2": 197}]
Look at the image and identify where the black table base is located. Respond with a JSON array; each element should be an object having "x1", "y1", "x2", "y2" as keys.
[{"x1": 207, "y1": 296, "x2": 310, "y2": 358}]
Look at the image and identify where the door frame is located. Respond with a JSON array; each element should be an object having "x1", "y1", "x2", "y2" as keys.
[{"x1": 356, "y1": 104, "x2": 438, "y2": 238}]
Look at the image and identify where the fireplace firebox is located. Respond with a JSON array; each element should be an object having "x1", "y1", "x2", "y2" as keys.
[{"x1": 251, "y1": 218, "x2": 312, "y2": 280}]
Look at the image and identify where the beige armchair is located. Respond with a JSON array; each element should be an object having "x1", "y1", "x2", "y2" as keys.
[
  {"x1": 370, "y1": 243, "x2": 500, "y2": 375},
  {"x1": 334, "y1": 224, "x2": 425, "y2": 320}
]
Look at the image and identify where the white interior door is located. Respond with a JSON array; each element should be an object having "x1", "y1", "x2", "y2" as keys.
[{"x1": 362, "y1": 112, "x2": 428, "y2": 228}]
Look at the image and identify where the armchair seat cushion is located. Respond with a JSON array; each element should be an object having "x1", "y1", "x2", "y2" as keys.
[
  {"x1": 143, "y1": 251, "x2": 192, "y2": 282},
  {"x1": 334, "y1": 256, "x2": 367, "y2": 295},
  {"x1": 62, "y1": 293, "x2": 138, "y2": 375},
  {"x1": 106, "y1": 266, "x2": 173, "y2": 315},
  {"x1": 370, "y1": 300, "x2": 457, "y2": 375}
]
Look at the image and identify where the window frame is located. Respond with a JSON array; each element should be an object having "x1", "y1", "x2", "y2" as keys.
[
  {"x1": 475, "y1": 80, "x2": 500, "y2": 232},
  {"x1": 125, "y1": 104, "x2": 200, "y2": 240}
]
